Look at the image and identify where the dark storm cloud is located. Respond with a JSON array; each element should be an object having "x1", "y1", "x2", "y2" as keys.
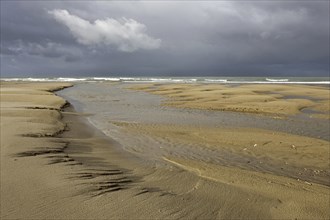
[
  {"x1": 1, "y1": 40, "x2": 82, "y2": 61},
  {"x1": 0, "y1": 1, "x2": 329, "y2": 77},
  {"x1": 1, "y1": 2, "x2": 74, "y2": 45}
]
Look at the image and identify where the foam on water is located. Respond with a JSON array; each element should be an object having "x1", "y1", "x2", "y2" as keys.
[
  {"x1": 266, "y1": 78, "x2": 289, "y2": 82},
  {"x1": 1, "y1": 76, "x2": 329, "y2": 84}
]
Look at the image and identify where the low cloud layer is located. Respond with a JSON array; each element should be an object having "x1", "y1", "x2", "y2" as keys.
[
  {"x1": 1, "y1": 40, "x2": 82, "y2": 62},
  {"x1": 48, "y1": 9, "x2": 161, "y2": 52}
]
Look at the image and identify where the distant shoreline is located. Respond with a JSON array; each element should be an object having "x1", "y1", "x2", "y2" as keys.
[{"x1": 1, "y1": 76, "x2": 329, "y2": 85}]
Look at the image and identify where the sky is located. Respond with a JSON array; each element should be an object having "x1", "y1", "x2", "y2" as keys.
[{"x1": 0, "y1": 1, "x2": 329, "y2": 77}]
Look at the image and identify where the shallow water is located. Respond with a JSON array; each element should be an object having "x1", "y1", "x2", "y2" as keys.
[
  {"x1": 58, "y1": 82, "x2": 329, "y2": 140},
  {"x1": 58, "y1": 82, "x2": 330, "y2": 185}
]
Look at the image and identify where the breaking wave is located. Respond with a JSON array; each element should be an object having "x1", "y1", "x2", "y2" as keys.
[{"x1": 1, "y1": 77, "x2": 329, "y2": 84}]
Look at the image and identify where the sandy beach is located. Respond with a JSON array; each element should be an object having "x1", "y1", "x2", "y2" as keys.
[
  {"x1": 1, "y1": 82, "x2": 329, "y2": 219},
  {"x1": 130, "y1": 83, "x2": 330, "y2": 119}
]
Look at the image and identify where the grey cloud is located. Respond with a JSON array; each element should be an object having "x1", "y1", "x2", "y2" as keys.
[
  {"x1": 0, "y1": 2, "x2": 74, "y2": 45},
  {"x1": 48, "y1": 9, "x2": 161, "y2": 52},
  {"x1": 0, "y1": 45, "x2": 21, "y2": 56},
  {"x1": 2, "y1": 40, "x2": 82, "y2": 62},
  {"x1": 0, "y1": 1, "x2": 329, "y2": 77}
]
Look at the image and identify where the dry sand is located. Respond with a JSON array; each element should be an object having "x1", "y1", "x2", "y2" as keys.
[
  {"x1": 1, "y1": 82, "x2": 329, "y2": 219},
  {"x1": 129, "y1": 83, "x2": 330, "y2": 118}
]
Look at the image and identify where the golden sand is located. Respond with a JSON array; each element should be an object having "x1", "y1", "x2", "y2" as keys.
[
  {"x1": 112, "y1": 121, "x2": 330, "y2": 219},
  {"x1": 1, "y1": 82, "x2": 329, "y2": 219},
  {"x1": 113, "y1": 122, "x2": 329, "y2": 170},
  {"x1": 163, "y1": 157, "x2": 330, "y2": 220},
  {"x1": 129, "y1": 83, "x2": 330, "y2": 118}
]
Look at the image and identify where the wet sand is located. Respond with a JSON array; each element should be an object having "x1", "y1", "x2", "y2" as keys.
[
  {"x1": 130, "y1": 83, "x2": 330, "y2": 119},
  {"x1": 1, "y1": 82, "x2": 329, "y2": 219}
]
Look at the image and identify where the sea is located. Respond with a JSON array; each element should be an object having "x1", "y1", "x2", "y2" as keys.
[{"x1": 1, "y1": 76, "x2": 329, "y2": 84}]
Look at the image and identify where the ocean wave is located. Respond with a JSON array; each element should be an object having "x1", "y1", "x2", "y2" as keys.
[
  {"x1": 266, "y1": 78, "x2": 289, "y2": 82},
  {"x1": 204, "y1": 79, "x2": 228, "y2": 82},
  {"x1": 228, "y1": 81, "x2": 330, "y2": 84},
  {"x1": 56, "y1": 77, "x2": 87, "y2": 82},
  {"x1": 1, "y1": 77, "x2": 88, "y2": 82},
  {"x1": 92, "y1": 77, "x2": 121, "y2": 81},
  {"x1": 1, "y1": 77, "x2": 329, "y2": 84}
]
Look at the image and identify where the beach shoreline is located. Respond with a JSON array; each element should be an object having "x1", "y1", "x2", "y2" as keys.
[
  {"x1": 129, "y1": 83, "x2": 330, "y2": 119},
  {"x1": 1, "y1": 82, "x2": 329, "y2": 219}
]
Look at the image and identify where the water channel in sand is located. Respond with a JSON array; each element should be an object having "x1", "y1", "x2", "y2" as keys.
[{"x1": 57, "y1": 82, "x2": 330, "y2": 185}]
